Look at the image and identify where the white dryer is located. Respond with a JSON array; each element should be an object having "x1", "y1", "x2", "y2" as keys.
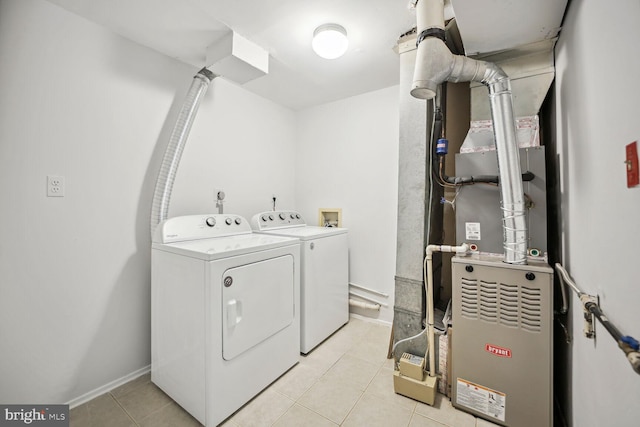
[
  {"x1": 251, "y1": 211, "x2": 348, "y2": 354},
  {"x1": 151, "y1": 214, "x2": 300, "y2": 426}
]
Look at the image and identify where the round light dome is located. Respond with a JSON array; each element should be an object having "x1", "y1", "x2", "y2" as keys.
[{"x1": 312, "y1": 24, "x2": 348, "y2": 59}]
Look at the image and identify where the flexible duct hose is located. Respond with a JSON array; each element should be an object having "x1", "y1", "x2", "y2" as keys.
[{"x1": 150, "y1": 68, "x2": 216, "y2": 238}]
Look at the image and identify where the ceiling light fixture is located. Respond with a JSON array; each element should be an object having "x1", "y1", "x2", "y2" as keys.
[{"x1": 312, "y1": 24, "x2": 348, "y2": 59}]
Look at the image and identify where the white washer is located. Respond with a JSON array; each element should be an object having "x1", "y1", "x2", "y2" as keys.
[
  {"x1": 151, "y1": 214, "x2": 300, "y2": 426},
  {"x1": 251, "y1": 210, "x2": 348, "y2": 354}
]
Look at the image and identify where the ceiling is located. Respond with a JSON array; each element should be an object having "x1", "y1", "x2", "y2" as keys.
[{"x1": 45, "y1": 0, "x2": 567, "y2": 111}]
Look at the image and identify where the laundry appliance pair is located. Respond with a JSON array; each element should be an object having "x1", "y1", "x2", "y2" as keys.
[{"x1": 151, "y1": 211, "x2": 348, "y2": 426}]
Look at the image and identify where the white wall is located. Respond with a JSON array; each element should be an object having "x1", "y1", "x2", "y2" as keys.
[
  {"x1": 169, "y1": 78, "x2": 296, "y2": 219},
  {"x1": 295, "y1": 86, "x2": 399, "y2": 323},
  {"x1": 0, "y1": 0, "x2": 296, "y2": 404},
  {"x1": 555, "y1": 0, "x2": 640, "y2": 425}
]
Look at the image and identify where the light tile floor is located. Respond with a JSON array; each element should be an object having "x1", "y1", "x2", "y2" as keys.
[{"x1": 70, "y1": 317, "x2": 500, "y2": 427}]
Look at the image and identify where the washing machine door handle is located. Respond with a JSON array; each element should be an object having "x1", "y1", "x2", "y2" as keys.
[{"x1": 226, "y1": 299, "x2": 243, "y2": 327}]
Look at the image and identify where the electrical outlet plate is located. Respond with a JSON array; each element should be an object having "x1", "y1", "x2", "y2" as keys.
[{"x1": 47, "y1": 175, "x2": 65, "y2": 197}]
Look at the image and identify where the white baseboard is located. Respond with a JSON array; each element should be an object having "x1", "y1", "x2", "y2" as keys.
[
  {"x1": 67, "y1": 365, "x2": 151, "y2": 409},
  {"x1": 349, "y1": 312, "x2": 392, "y2": 327}
]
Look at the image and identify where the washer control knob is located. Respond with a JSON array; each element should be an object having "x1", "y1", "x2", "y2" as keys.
[
  {"x1": 235, "y1": 218, "x2": 242, "y2": 225},
  {"x1": 223, "y1": 276, "x2": 233, "y2": 287},
  {"x1": 205, "y1": 217, "x2": 216, "y2": 227},
  {"x1": 261, "y1": 215, "x2": 268, "y2": 222},
  {"x1": 295, "y1": 214, "x2": 301, "y2": 219},
  {"x1": 279, "y1": 213, "x2": 286, "y2": 220},
  {"x1": 290, "y1": 214, "x2": 295, "y2": 219},
  {"x1": 225, "y1": 218, "x2": 233, "y2": 225},
  {"x1": 268, "y1": 214, "x2": 274, "y2": 221}
]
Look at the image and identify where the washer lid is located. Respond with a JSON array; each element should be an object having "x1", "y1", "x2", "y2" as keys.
[
  {"x1": 152, "y1": 233, "x2": 300, "y2": 261},
  {"x1": 257, "y1": 225, "x2": 347, "y2": 241}
]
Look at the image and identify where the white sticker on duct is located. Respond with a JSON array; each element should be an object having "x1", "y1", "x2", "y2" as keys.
[
  {"x1": 456, "y1": 378, "x2": 506, "y2": 422},
  {"x1": 465, "y1": 222, "x2": 481, "y2": 240}
]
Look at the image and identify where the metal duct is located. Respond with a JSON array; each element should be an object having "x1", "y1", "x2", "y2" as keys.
[
  {"x1": 392, "y1": 44, "x2": 434, "y2": 359},
  {"x1": 482, "y1": 65, "x2": 527, "y2": 264},
  {"x1": 150, "y1": 68, "x2": 216, "y2": 237},
  {"x1": 468, "y1": 39, "x2": 557, "y2": 122},
  {"x1": 411, "y1": 0, "x2": 527, "y2": 264}
]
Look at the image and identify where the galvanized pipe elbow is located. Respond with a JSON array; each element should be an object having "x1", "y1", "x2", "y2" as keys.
[
  {"x1": 411, "y1": 36, "x2": 487, "y2": 100},
  {"x1": 450, "y1": 55, "x2": 487, "y2": 84},
  {"x1": 410, "y1": 37, "x2": 453, "y2": 99}
]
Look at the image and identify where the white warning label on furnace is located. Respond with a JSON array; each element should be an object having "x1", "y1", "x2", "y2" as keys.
[
  {"x1": 456, "y1": 378, "x2": 506, "y2": 422},
  {"x1": 465, "y1": 222, "x2": 481, "y2": 240}
]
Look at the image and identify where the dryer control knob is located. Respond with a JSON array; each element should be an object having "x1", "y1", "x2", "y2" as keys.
[
  {"x1": 225, "y1": 218, "x2": 233, "y2": 225},
  {"x1": 279, "y1": 213, "x2": 286, "y2": 220},
  {"x1": 295, "y1": 214, "x2": 301, "y2": 219},
  {"x1": 235, "y1": 218, "x2": 242, "y2": 225},
  {"x1": 268, "y1": 214, "x2": 274, "y2": 221},
  {"x1": 261, "y1": 215, "x2": 268, "y2": 222},
  {"x1": 205, "y1": 217, "x2": 216, "y2": 227},
  {"x1": 290, "y1": 214, "x2": 295, "y2": 219}
]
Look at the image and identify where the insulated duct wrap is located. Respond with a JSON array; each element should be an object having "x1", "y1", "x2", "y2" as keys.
[{"x1": 150, "y1": 68, "x2": 216, "y2": 237}]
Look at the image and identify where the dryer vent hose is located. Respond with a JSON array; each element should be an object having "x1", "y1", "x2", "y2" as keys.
[{"x1": 150, "y1": 68, "x2": 216, "y2": 238}]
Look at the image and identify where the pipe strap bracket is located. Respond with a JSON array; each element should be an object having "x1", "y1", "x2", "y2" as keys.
[
  {"x1": 197, "y1": 67, "x2": 216, "y2": 81},
  {"x1": 416, "y1": 28, "x2": 445, "y2": 47}
]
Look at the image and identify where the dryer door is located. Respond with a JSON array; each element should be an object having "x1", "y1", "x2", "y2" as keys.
[{"x1": 222, "y1": 255, "x2": 295, "y2": 361}]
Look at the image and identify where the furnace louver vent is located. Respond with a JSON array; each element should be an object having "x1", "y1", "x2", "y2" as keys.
[
  {"x1": 458, "y1": 278, "x2": 542, "y2": 333},
  {"x1": 520, "y1": 286, "x2": 542, "y2": 332},
  {"x1": 460, "y1": 278, "x2": 478, "y2": 319},
  {"x1": 499, "y1": 283, "x2": 519, "y2": 328},
  {"x1": 479, "y1": 281, "x2": 498, "y2": 323}
]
